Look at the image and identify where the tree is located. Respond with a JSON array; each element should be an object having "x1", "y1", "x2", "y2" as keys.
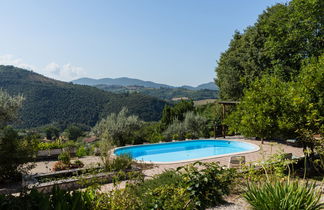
[
  {"x1": 215, "y1": 0, "x2": 324, "y2": 100},
  {"x1": 64, "y1": 124, "x2": 83, "y2": 141},
  {"x1": 0, "y1": 89, "x2": 24, "y2": 128},
  {"x1": 225, "y1": 75, "x2": 291, "y2": 144},
  {"x1": 92, "y1": 108, "x2": 143, "y2": 146},
  {"x1": 160, "y1": 100, "x2": 195, "y2": 126},
  {"x1": 163, "y1": 112, "x2": 208, "y2": 140},
  {"x1": 0, "y1": 90, "x2": 34, "y2": 183},
  {"x1": 45, "y1": 125, "x2": 60, "y2": 140}
]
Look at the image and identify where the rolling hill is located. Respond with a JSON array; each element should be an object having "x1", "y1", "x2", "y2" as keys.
[
  {"x1": 72, "y1": 77, "x2": 218, "y2": 91},
  {"x1": 0, "y1": 65, "x2": 167, "y2": 128},
  {"x1": 94, "y1": 85, "x2": 218, "y2": 101}
]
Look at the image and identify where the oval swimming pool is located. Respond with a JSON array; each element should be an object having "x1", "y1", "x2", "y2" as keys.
[{"x1": 114, "y1": 140, "x2": 259, "y2": 164}]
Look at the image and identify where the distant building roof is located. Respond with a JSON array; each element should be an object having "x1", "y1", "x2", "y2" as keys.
[{"x1": 83, "y1": 136, "x2": 98, "y2": 143}]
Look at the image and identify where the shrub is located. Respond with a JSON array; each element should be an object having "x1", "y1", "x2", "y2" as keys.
[
  {"x1": 111, "y1": 154, "x2": 133, "y2": 171},
  {"x1": 244, "y1": 180, "x2": 323, "y2": 210},
  {"x1": 0, "y1": 187, "x2": 94, "y2": 210},
  {"x1": 76, "y1": 145, "x2": 88, "y2": 157},
  {"x1": 163, "y1": 119, "x2": 186, "y2": 140},
  {"x1": 163, "y1": 112, "x2": 208, "y2": 140},
  {"x1": 92, "y1": 108, "x2": 143, "y2": 146},
  {"x1": 178, "y1": 161, "x2": 237, "y2": 208},
  {"x1": 37, "y1": 140, "x2": 76, "y2": 150},
  {"x1": 58, "y1": 151, "x2": 71, "y2": 165}
]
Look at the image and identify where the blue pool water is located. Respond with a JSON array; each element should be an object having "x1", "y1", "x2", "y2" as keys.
[{"x1": 114, "y1": 140, "x2": 259, "y2": 163}]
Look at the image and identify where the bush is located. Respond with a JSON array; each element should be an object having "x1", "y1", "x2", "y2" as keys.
[
  {"x1": 0, "y1": 187, "x2": 95, "y2": 210},
  {"x1": 92, "y1": 108, "x2": 144, "y2": 146},
  {"x1": 76, "y1": 145, "x2": 88, "y2": 157},
  {"x1": 37, "y1": 140, "x2": 76, "y2": 150},
  {"x1": 58, "y1": 151, "x2": 71, "y2": 165},
  {"x1": 163, "y1": 112, "x2": 208, "y2": 140},
  {"x1": 111, "y1": 154, "x2": 133, "y2": 171},
  {"x1": 244, "y1": 180, "x2": 323, "y2": 210},
  {"x1": 178, "y1": 161, "x2": 237, "y2": 208}
]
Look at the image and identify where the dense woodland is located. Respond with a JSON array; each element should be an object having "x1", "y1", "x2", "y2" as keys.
[
  {"x1": 95, "y1": 84, "x2": 218, "y2": 101},
  {"x1": 0, "y1": 66, "x2": 167, "y2": 128}
]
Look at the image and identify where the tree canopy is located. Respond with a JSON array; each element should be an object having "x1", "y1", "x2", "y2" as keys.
[{"x1": 215, "y1": 0, "x2": 324, "y2": 100}]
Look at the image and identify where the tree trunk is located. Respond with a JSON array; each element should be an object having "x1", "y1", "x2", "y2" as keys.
[{"x1": 261, "y1": 138, "x2": 264, "y2": 144}]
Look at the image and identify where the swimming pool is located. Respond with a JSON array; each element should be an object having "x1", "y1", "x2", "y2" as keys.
[{"x1": 114, "y1": 140, "x2": 259, "y2": 164}]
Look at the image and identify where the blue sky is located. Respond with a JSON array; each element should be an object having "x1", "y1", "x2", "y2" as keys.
[{"x1": 0, "y1": 0, "x2": 286, "y2": 86}]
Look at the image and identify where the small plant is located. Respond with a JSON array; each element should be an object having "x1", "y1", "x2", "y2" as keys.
[
  {"x1": 58, "y1": 151, "x2": 71, "y2": 165},
  {"x1": 76, "y1": 145, "x2": 88, "y2": 157},
  {"x1": 111, "y1": 153, "x2": 133, "y2": 171},
  {"x1": 244, "y1": 180, "x2": 323, "y2": 210},
  {"x1": 72, "y1": 159, "x2": 84, "y2": 168}
]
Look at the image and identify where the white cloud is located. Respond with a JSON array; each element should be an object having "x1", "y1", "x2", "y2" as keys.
[
  {"x1": 0, "y1": 54, "x2": 36, "y2": 70},
  {"x1": 0, "y1": 54, "x2": 87, "y2": 81},
  {"x1": 44, "y1": 62, "x2": 86, "y2": 81}
]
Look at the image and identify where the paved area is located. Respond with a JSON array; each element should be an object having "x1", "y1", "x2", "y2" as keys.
[{"x1": 30, "y1": 136, "x2": 304, "y2": 175}]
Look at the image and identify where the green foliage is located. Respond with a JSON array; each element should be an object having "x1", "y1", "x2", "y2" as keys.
[
  {"x1": 64, "y1": 124, "x2": 83, "y2": 141},
  {"x1": 104, "y1": 162, "x2": 236, "y2": 209},
  {"x1": 196, "y1": 102, "x2": 224, "y2": 136},
  {"x1": 45, "y1": 125, "x2": 60, "y2": 140},
  {"x1": 0, "y1": 126, "x2": 35, "y2": 183},
  {"x1": 58, "y1": 151, "x2": 71, "y2": 165},
  {"x1": 163, "y1": 119, "x2": 187, "y2": 140},
  {"x1": 110, "y1": 154, "x2": 133, "y2": 172},
  {"x1": 178, "y1": 161, "x2": 237, "y2": 208},
  {"x1": 226, "y1": 55, "x2": 324, "y2": 146},
  {"x1": 0, "y1": 66, "x2": 167, "y2": 128},
  {"x1": 0, "y1": 89, "x2": 24, "y2": 128},
  {"x1": 97, "y1": 85, "x2": 218, "y2": 101},
  {"x1": 37, "y1": 140, "x2": 76, "y2": 150},
  {"x1": 244, "y1": 180, "x2": 323, "y2": 210},
  {"x1": 161, "y1": 100, "x2": 195, "y2": 126},
  {"x1": 226, "y1": 75, "x2": 291, "y2": 141},
  {"x1": 76, "y1": 145, "x2": 88, "y2": 157},
  {"x1": 133, "y1": 122, "x2": 165, "y2": 143},
  {"x1": 215, "y1": 0, "x2": 324, "y2": 100},
  {"x1": 92, "y1": 108, "x2": 144, "y2": 146},
  {"x1": 0, "y1": 187, "x2": 95, "y2": 210},
  {"x1": 163, "y1": 112, "x2": 208, "y2": 140}
]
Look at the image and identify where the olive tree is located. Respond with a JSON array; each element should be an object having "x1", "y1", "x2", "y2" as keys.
[
  {"x1": 92, "y1": 108, "x2": 143, "y2": 146},
  {"x1": 0, "y1": 90, "x2": 35, "y2": 183}
]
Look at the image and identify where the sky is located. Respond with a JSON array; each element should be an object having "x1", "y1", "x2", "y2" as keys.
[{"x1": 0, "y1": 0, "x2": 287, "y2": 86}]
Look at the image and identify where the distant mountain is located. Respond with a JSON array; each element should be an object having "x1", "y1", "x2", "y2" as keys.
[
  {"x1": 0, "y1": 65, "x2": 167, "y2": 128},
  {"x1": 72, "y1": 77, "x2": 218, "y2": 90},
  {"x1": 196, "y1": 82, "x2": 218, "y2": 90}
]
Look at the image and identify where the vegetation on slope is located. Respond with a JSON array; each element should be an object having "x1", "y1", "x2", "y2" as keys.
[
  {"x1": 95, "y1": 84, "x2": 218, "y2": 101},
  {"x1": 0, "y1": 65, "x2": 167, "y2": 128}
]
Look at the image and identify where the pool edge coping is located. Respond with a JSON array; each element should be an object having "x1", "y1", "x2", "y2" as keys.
[{"x1": 112, "y1": 139, "x2": 260, "y2": 165}]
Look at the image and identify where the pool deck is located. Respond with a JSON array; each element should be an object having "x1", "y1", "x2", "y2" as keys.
[
  {"x1": 140, "y1": 136, "x2": 304, "y2": 177},
  {"x1": 30, "y1": 136, "x2": 304, "y2": 176},
  {"x1": 29, "y1": 136, "x2": 304, "y2": 193}
]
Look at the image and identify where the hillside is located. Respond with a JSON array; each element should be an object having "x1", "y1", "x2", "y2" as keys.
[
  {"x1": 72, "y1": 77, "x2": 218, "y2": 90},
  {"x1": 0, "y1": 65, "x2": 167, "y2": 128},
  {"x1": 94, "y1": 85, "x2": 218, "y2": 101}
]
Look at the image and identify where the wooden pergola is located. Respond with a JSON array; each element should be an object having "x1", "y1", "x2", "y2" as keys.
[{"x1": 215, "y1": 101, "x2": 239, "y2": 138}]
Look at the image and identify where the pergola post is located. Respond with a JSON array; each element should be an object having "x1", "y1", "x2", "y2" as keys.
[{"x1": 216, "y1": 101, "x2": 239, "y2": 139}]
